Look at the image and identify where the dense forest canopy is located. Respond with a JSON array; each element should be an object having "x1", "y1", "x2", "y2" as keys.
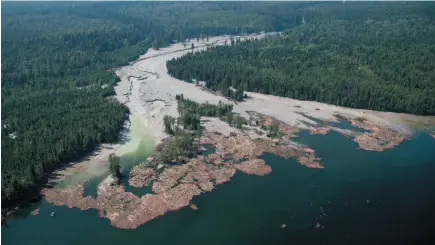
[
  {"x1": 167, "y1": 2, "x2": 435, "y2": 115},
  {"x1": 1, "y1": 1, "x2": 311, "y2": 209},
  {"x1": 2, "y1": 1, "x2": 434, "y2": 210}
]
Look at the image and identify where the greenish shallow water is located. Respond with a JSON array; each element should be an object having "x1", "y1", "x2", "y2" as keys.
[{"x1": 3, "y1": 127, "x2": 435, "y2": 245}]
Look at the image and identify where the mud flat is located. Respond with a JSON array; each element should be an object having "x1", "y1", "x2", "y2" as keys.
[{"x1": 113, "y1": 33, "x2": 277, "y2": 144}]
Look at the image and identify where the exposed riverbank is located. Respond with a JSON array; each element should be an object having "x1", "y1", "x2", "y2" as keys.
[
  {"x1": 4, "y1": 126, "x2": 435, "y2": 245},
  {"x1": 4, "y1": 32, "x2": 434, "y2": 231},
  {"x1": 36, "y1": 32, "x2": 435, "y2": 228},
  {"x1": 114, "y1": 32, "x2": 435, "y2": 145}
]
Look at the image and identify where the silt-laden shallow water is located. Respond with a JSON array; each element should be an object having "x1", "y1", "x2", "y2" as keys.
[{"x1": 3, "y1": 127, "x2": 435, "y2": 245}]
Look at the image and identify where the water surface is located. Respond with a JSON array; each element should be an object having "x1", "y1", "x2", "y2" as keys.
[{"x1": 3, "y1": 128, "x2": 435, "y2": 245}]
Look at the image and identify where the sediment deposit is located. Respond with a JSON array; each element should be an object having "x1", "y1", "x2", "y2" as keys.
[
  {"x1": 42, "y1": 32, "x2": 432, "y2": 230},
  {"x1": 350, "y1": 118, "x2": 407, "y2": 151}
]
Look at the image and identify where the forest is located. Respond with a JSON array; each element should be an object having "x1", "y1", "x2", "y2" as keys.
[
  {"x1": 1, "y1": 1, "x2": 309, "y2": 209},
  {"x1": 167, "y1": 2, "x2": 435, "y2": 115},
  {"x1": 3, "y1": 1, "x2": 435, "y2": 210},
  {"x1": 157, "y1": 94, "x2": 242, "y2": 164}
]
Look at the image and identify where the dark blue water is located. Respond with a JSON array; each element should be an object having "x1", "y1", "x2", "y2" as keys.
[{"x1": 3, "y1": 130, "x2": 435, "y2": 245}]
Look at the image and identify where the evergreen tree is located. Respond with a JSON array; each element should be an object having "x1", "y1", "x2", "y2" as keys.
[{"x1": 108, "y1": 153, "x2": 122, "y2": 181}]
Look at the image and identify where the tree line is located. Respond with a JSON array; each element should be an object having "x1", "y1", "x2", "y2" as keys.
[
  {"x1": 2, "y1": 1, "x2": 311, "y2": 209},
  {"x1": 167, "y1": 3, "x2": 435, "y2": 115},
  {"x1": 158, "y1": 94, "x2": 245, "y2": 165}
]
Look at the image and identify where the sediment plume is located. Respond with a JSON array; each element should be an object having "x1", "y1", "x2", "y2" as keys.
[{"x1": 44, "y1": 125, "x2": 324, "y2": 229}]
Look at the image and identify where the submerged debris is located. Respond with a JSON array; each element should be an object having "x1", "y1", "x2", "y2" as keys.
[
  {"x1": 190, "y1": 203, "x2": 199, "y2": 210},
  {"x1": 30, "y1": 209, "x2": 40, "y2": 216},
  {"x1": 320, "y1": 206, "x2": 326, "y2": 216}
]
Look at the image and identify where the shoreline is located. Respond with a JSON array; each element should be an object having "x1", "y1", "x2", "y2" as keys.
[
  {"x1": 114, "y1": 32, "x2": 435, "y2": 143},
  {"x1": 7, "y1": 31, "x2": 435, "y2": 222},
  {"x1": 41, "y1": 108, "x2": 426, "y2": 229}
]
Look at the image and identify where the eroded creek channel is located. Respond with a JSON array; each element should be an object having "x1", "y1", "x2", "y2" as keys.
[
  {"x1": 3, "y1": 121, "x2": 435, "y2": 245},
  {"x1": 3, "y1": 33, "x2": 435, "y2": 244}
]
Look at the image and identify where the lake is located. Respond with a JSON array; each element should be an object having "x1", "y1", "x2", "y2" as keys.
[{"x1": 2, "y1": 125, "x2": 435, "y2": 245}]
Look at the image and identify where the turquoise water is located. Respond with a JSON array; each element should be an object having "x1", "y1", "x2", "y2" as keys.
[{"x1": 3, "y1": 128, "x2": 435, "y2": 245}]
